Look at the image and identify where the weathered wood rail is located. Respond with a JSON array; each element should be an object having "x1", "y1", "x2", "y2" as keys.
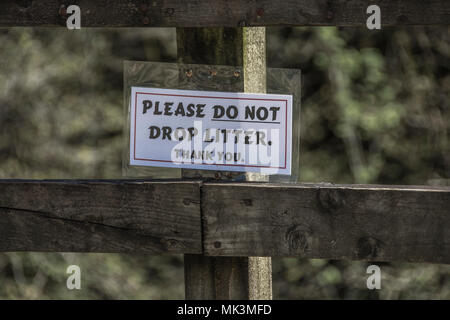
[
  {"x1": 1, "y1": 180, "x2": 448, "y2": 264},
  {"x1": 0, "y1": 180, "x2": 202, "y2": 254},
  {"x1": 0, "y1": 0, "x2": 449, "y2": 28}
]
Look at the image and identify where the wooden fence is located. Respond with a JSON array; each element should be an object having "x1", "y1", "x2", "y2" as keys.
[
  {"x1": 0, "y1": 0, "x2": 449, "y2": 300},
  {"x1": 1, "y1": 180, "x2": 448, "y2": 264},
  {"x1": 1, "y1": 0, "x2": 449, "y2": 27}
]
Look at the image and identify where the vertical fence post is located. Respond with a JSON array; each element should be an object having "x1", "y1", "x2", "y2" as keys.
[
  {"x1": 178, "y1": 27, "x2": 272, "y2": 300},
  {"x1": 242, "y1": 27, "x2": 272, "y2": 300}
]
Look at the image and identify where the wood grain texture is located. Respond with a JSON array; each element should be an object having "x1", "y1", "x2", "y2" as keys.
[
  {"x1": 177, "y1": 26, "x2": 250, "y2": 300},
  {"x1": 203, "y1": 183, "x2": 450, "y2": 264},
  {"x1": 184, "y1": 255, "x2": 251, "y2": 299},
  {"x1": 0, "y1": 180, "x2": 202, "y2": 254},
  {"x1": 179, "y1": 26, "x2": 272, "y2": 300},
  {"x1": 177, "y1": 28, "x2": 243, "y2": 66},
  {"x1": 242, "y1": 26, "x2": 273, "y2": 299},
  {"x1": 177, "y1": 27, "x2": 245, "y2": 181},
  {"x1": 0, "y1": 0, "x2": 448, "y2": 27},
  {"x1": 1, "y1": 179, "x2": 448, "y2": 264}
]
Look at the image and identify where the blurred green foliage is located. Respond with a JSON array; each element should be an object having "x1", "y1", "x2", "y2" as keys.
[
  {"x1": 269, "y1": 27, "x2": 449, "y2": 185},
  {"x1": 0, "y1": 26, "x2": 448, "y2": 299}
]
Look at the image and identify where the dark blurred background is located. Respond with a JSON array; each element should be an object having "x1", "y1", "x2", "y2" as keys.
[{"x1": 0, "y1": 26, "x2": 448, "y2": 299}]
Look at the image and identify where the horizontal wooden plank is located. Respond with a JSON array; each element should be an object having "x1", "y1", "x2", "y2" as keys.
[
  {"x1": 1, "y1": 180, "x2": 449, "y2": 263},
  {"x1": 203, "y1": 183, "x2": 450, "y2": 264},
  {"x1": 0, "y1": 180, "x2": 202, "y2": 254},
  {"x1": 0, "y1": 0, "x2": 448, "y2": 27}
]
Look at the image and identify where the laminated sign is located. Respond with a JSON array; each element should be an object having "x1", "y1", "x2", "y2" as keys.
[{"x1": 130, "y1": 87, "x2": 293, "y2": 175}]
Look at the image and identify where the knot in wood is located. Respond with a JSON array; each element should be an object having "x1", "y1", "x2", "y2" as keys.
[
  {"x1": 285, "y1": 224, "x2": 312, "y2": 254},
  {"x1": 356, "y1": 236, "x2": 382, "y2": 260},
  {"x1": 397, "y1": 15, "x2": 409, "y2": 24},
  {"x1": 162, "y1": 238, "x2": 185, "y2": 250},
  {"x1": 256, "y1": 8, "x2": 264, "y2": 17},
  {"x1": 59, "y1": 5, "x2": 67, "y2": 17},
  {"x1": 317, "y1": 188, "x2": 344, "y2": 214},
  {"x1": 165, "y1": 8, "x2": 175, "y2": 16}
]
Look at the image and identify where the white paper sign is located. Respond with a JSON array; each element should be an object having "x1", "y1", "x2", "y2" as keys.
[{"x1": 130, "y1": 87, "x2": 293, "y2": 175}]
